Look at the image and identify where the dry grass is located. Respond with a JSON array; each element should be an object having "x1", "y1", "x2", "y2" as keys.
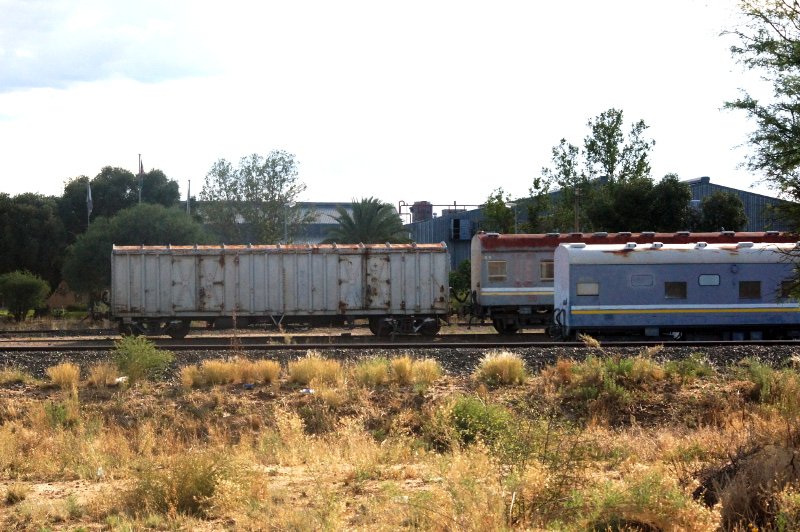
[
  {"x1": 287, "y1": 351, "x2": 343, "y2": 386},
  {"x1": 473, "y1": 350, "x2": 527, "y2": 386},
  {"x1": 45, "y1": 362, "x2": 80, "y2": 391},
  {"x1": 1, "y1": 351, "x2": 800, "y2": 530},
  {"x1": 180, "y1": 358, "x2": 282, "y2": 388},
  {"x1": 0, "y1": 365, "x2": 33, "y2": 385},
  {"x1": 86, "y1": 362, "x2": 119, "y2": 388}
]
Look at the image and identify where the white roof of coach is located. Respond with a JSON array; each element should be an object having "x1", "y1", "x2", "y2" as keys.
[{"x1": 555, "y1": 242, "x2": 800, "y2": 266}]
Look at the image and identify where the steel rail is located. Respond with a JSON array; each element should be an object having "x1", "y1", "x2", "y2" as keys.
[{"x1": 0, "y1": 334, "x2": 798, "y2": 352}]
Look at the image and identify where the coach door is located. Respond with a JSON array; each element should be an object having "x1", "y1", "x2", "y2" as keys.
[
  {"x1": 171, "y1": 255, "x2": 197, "y2": 312},
  {"x1": 338, "y1": 254, "x2": 363, "y2": 312},
  {"x1": 366, "y1": 254, "x2": 391, "y2": 309},
  {"x1": 198, "y1": 254, "x2": 226, "y2": 311}
]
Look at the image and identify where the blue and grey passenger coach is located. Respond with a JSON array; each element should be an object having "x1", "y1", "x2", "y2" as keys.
[
  {"x1": 551, "y1": 241, "x2": 800, "y2": 340},
  {"x1": 470, "y1": 231, "x2": 796, "y2": 334}
]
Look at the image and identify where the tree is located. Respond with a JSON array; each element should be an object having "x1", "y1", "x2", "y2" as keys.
[
  {"x1": 482, "y1": 188, "x2": 517, "y2": 233},
  {"x1": 199, "y1": 151, "x2": 314, "y2": 244},
  {"x1": 649, "y1": 174, "x2": 693, "y2": 231},
  {"x1": 59, "y1": 167, "x2": 180, "y2": 241},
  {"x1": 323, "y1": 197, "x2": 409, "y2": 244},
  {"x1": 0, "y1": 193, "x2": 67, "y2": 287},
  {"x1": 696, "y1": 191, "x2": 748, "y2": 232},
  {"x1": 533, "y1": 108, "x2": 658, "y2": 232},
  {"x1": 726, "y1": 1, "x2": 800, "y2": 207},
  {"x1": 0, "y1": 271, "x2": 50, "y2": 322},
  {"x1": 62, "y1": 204, "x2": 208, "y2": 296}
]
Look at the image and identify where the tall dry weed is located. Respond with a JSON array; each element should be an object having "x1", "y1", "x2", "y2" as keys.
[
  {"x1": 46, "y1": 362, "x2": 80, "y2": 391},
  {"x1": 473, "y1": 351, "x2": 527, "y2": 386},
  {"x1": 288, "y1": 352, "x2": 343, "y2": 386}
]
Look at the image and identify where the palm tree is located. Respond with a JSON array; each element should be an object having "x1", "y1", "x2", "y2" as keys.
[{"x1": 324, "y1": 197, "x2": 410, "y2": 244}]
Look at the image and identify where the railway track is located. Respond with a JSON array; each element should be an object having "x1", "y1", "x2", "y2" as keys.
[{"x1": 1, "y1": 333, "x2": 799, "y2": 352}]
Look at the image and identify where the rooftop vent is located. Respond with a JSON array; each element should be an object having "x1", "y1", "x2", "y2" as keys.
[
  {"x1": 569, "y1": 243, "x2": 587, "y2": 248},
  {"x1": 625, "y1": 242, "x2": 637, "y2": 249},
  {"x1": 696, "y1": 242, "x2": 708, "y2": 248},
  {"x1": 651, "y1": 242, "x2": 663, "y2": 249},
  {"x1": 737, "y1": 242, "x2": 754, "y2": 248}
]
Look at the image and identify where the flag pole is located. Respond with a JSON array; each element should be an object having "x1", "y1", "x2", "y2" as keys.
[{"x1": 138, "y1": 154, "x2": 143, "y2": 204}]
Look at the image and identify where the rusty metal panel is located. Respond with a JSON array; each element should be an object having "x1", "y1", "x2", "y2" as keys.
[{"x1": 111, "y1": 243, "x2": 450, "y2": 319}]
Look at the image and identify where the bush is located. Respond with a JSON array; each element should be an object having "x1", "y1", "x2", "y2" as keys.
[
  {"x1": 125, "y1": 450, "x2": 240, "y2": 518},
  {"x1": 113, "y1": 336, "x2": 174, "y2": 383},
  {"x1": 451, "y1": 395, "x2": 512, "y2": 447},
  {"x1": 352, "y1": 357, "x2": 390, "y2": 388},
  {"x1": 665, "y1": 353, "x2": 715, "y2": 383},
  {"x1": 287, "y1": 352, "x2": 342, "y2": 386},
  {"x1": 87, "y1": 362, "x2": 119, "y2": 388},
  {"x1": 46, "y1": 362, "x2": 80, "y2": 391},
  {"x1": 474, "y1": 351, "x2": 527, "y2": 386},
  {"x1": 0, "y1": 271, "x2": 50, "y2": 322}
]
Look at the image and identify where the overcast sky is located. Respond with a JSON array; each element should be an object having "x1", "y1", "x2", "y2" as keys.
[{"x1": 0, "y1": 0, "x2": 775, "y2": 214}]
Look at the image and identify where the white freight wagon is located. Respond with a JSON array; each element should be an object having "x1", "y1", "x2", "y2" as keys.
[{"x1": 111, "y1": 242, "x2": 450, "y2": 338}]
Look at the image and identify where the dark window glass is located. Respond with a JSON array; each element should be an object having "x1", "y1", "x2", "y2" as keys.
[
  {"x1": 739, "y1": 281, "x2": 761, "y2": 299},
  {"x1": 665, "y1": 282, "x2": 687, "y2": 299}
]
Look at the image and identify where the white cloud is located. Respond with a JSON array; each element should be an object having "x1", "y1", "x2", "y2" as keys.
[{"x1": 0, "y1": 0, "x2": 783, "y2": 210}]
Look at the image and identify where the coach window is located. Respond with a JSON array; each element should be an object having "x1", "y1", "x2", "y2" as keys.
[
  {"x1": 630, "y1": 274, "x2": 654, "y2": 287},
  {"x1": 576, "y1": 282, "x2": 599, "y2": 296},
  {"x1": 739, "y1": 281, "x2": 761, "y2": 299},
  {"x1": 540, "y1": 260, "x2": 554, "y2": 281},
  {"x1": 781, "y1": 280, "x2": 795, "y2": 299},
  {"x1": 698, "y1": 274, "x2": 720, "y2": 286},
  {"x1": 487, "y1": 261, "x2": 507, "y2": 283},
  {"x1": 665, "y1": 281, "x2": 687, "y2": 299}
]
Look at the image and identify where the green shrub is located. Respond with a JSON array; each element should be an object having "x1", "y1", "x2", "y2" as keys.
[
  {"x1": 113, "y1": 336, "x2": 174, "y2": 383},
  {"x1": 451, "y1": 395, "x2": 512, "y2": 447},
  {"x1": 665, "y1": 353, "x2": 715, "y2": 383},
  {"x1": 0, "y1": 270, "x2": 50, "y2": 322}
]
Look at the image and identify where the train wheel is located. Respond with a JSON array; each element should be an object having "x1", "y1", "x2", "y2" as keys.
[
  {"x1": 369, "y1": 317, "x2": 391, "y2": 337},
  {"x1": 168, "y1": 320, "x2": 191, "y2": 340},
  {"x1": 492, "y1": 319, "x2": 519, "y2": 335},
  {"x1": 419, "y1": 318, "x2": 441, "y2": 336}
]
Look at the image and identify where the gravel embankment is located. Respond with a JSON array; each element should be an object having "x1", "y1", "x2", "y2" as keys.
[{"x1": 2, "y1": 344, "x2": 798, "y2": 380}]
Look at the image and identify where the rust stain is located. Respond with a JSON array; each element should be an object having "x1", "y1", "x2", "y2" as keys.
[{"x1": 477, "y1": 231, "x2": 798, "y2": 251}]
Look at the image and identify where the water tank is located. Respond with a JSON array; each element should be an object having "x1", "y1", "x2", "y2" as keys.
[{"x1": 410, "y1": 201, "x2": 433, "y2": 222}]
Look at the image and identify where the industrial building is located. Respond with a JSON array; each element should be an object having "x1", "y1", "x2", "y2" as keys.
[{"x1": 403, "y1": 177, "x2": 794, "y2": 268}]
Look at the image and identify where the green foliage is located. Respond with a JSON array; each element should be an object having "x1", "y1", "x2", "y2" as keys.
[
  {"x1": 62, "y1": 203, "x2": 207, "y2": 295},
  {"x1": 113, "y1": 336, "x2": 174, "y2": 383},
  {"x1": 449, "y1": 259, "x2": 471, "y2": 300},
  {"x1": 199, "y1": 150, "x2": 314, "y2": 244},
  {"x1": 664, "y1": 353, "x2": 715, "y2": 384},
  {"x1": 739, "y1": 359, "x2": 800, "y2": 416},
  {"x1": 323, "y1": 197, "x2": 409, "y2": 244},
  {"x1": 558, "y1": 355, "x2": 666, "y2": 412},
  {"x1": 482, "y1": 188, "x2": 516, "y2": 233},
  {"x1": 532, "y1": 109, "x2": 694, "y2": 232},
  {"x1": 569, "y1": 471, "x2": 693, "y2": 531},
  {"x1": 44, "y1": 400, "x2": 79, "y2": 429},
  {"x1": 694, "y1": 191, "x2": 748, "y2": 231},
  {"x1": 0, "y1": 193, "x2": 67, "y2": 287},
  {"x1": 450, "y1": 395, "x2": 512, "y2": 447},
  {"x1": 0, "y1": 270, "x2": 50, "y2": 322},
  {"x1": 726, "y1": 1, "x2": 800, "y2": 212},
  {"x1": 59, "y1": 168, "x2": 180, "y2": 242}
]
